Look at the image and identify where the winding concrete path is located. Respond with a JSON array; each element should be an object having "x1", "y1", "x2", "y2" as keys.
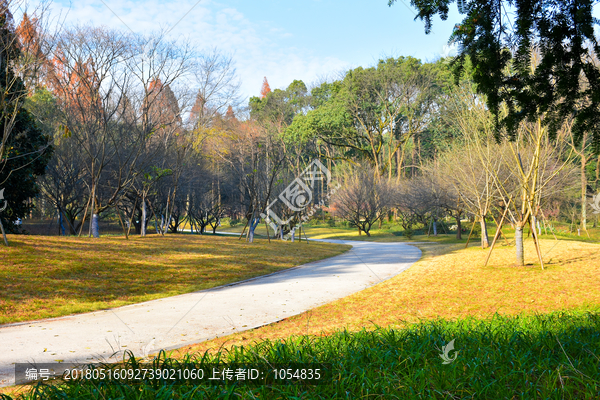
[{"x1": 0, "y1": 239, "x2": 421, "y2": 386}]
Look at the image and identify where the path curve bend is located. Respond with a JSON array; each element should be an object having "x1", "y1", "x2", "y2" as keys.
[{"x1": 0, "y1": 239, "x2": 421, "y2": 386}]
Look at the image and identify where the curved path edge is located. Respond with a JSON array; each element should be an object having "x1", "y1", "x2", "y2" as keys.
[{"x1": 0, "y1": 239, "x2": 421, "y2": 386}]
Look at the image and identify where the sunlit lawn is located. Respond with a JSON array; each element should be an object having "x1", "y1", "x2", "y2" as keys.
[
  {"x1": 0, "y1": 234, "x2": 350, "y2": 324},
  {"x1": 221, "y1": 218, "x2": 600, "y2": 243},
  {"x1": 173, "y1": 235, "x2": 600, "y2": 356},
  {"x1": 3, "y1": 225, "x2": 600, "y2": 398},
  {"x1": 219, "y1": 222, "x2": 461, "y2": 243}
]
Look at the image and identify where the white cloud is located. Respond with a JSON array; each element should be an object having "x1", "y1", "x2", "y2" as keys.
[
  {"x1": 23, "y1": 0, "x2": 348, "y2": 101},
  {"x1": 440, "y1": 43, "x2": 458, "y2": 58}
]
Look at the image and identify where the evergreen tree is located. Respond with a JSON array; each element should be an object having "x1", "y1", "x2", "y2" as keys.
[
  {"x1": 0, "y1": 4, "x2": 52, "y2": 237},
  {"x1": 389, "y1": 0, "x2": 600, "y2": 151}
]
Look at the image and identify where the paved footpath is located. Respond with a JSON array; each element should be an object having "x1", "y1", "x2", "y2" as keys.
[{"x1": 0, "y1": 239, "x2": 421, "y2": 386}]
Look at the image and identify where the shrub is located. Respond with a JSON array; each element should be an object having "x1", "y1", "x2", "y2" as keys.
[{"x1": 469, "y1": 221, "x2": 481, "y2": 237}]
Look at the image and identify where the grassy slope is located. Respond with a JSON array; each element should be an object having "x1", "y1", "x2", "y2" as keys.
[{"x1": 0, "y1": 234, "x2": 350, "y2": 324}]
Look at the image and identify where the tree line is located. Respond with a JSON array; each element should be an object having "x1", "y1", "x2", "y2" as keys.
[{"x1": 1, "y1": 1, "x2": 599, "y2": 268}]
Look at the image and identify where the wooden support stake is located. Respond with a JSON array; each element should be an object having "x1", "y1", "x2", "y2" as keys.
[
  {"x1": 239, "y1": 217, "x2": 250, "y2": 241},
  {"x1": 77, "y1": 195, "x2": 92, "y2": 237},
  {"x1": 484, "y1": 206, "x2": 509, "y2": 267},
  {"x1": 116, "y1": 207, "x2": 129, "y2": 240},
  {"x1": 465, "y1": 220, "x2": 477, "y2": 248},
  {"x1": 490, "y1": 213, "x2": 510, "y2": 246},
  {"x1": 530, "y1": 217, "x2": 544, "y2": 270},
  {"x1": 264, "y1": 220, "x2": 271, "y2": 243},
  {"x1": 301, "y1": 224, "x2": 309, "y2": 243}
]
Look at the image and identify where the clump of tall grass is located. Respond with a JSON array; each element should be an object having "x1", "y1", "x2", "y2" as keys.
[{"x1": 9, "y1": 310, "x2": 600, "y2": 399}]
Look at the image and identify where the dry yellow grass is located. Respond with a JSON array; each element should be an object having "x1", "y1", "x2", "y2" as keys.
[
  {"x1": 0, "y1": 234, "x2": 350, "y2": 324},
  {"x1": 172, "y1": 238, "x2": 600, "y2": 357},
  {"x1": 0, "y1": 385, "x2": 23, "y2": 398}
]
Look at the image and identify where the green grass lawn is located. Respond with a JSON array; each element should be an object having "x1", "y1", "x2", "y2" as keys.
[
  {"x1": 0, "y1": 234, "x2": 350, "y2": 324},
  {"x1": 5, "y1": 311, "x2": 599, "y2": 399},
  {"x1": 220, "y1": 221, "x2": 462, "y2": 243},
  {"x1": 222, "y1": 218, "x2": 600, "y2": 244}
]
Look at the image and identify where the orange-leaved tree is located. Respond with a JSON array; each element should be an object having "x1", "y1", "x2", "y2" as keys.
[{"x1": 260, "y1": 76, "x2": 271, "y2": 99}]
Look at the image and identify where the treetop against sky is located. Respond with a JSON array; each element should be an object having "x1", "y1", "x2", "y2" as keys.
[{"x1": 25, "y1": 0, "x2": 468, "y2": 100}]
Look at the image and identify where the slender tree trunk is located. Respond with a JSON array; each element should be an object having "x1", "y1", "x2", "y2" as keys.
[
  {"x1": 141, "y1": 198, "x2": 147, "y2": 237},
  {"x1": 515, "y1": 225, "x2": 524, "y2": 266},
  {"x1": 0, "y1": 218, "x2": 8, "y2": 246},
  {"x1": 91, "y1": 213, "x2": 99, "y2": 238},
  {"x1": 396, "y1": 149, "x2": 405, "y2": 183},
  {"x1": 411, "y1": 144, "x2": 416, "y2": 178},
  {"x1": 58, "y1": 210, "x2": 65, "y2": 236},
  {"x1": 581, "y1": 156, "x2": 588, "y2": 231},
  {"x1": 88, "y1": 186, "x2": 96, "y2": 238},
  {"x1": 161, "y1": 208, "x2": 167, "y2": 235},
  {"x1": 388, "y1": 147, "x2": 393, "y2": 181},
  {"x1": 248, "y1": 217, "x2": 259, "y2": 243},
  {"x1": 455, "y1": 212, "x2": 462, "y2": 240},
  {"x1": 480, "y1": 216, "x2": 489, "y2": 248},
  {"x1": 595, "y1": 154, "x2": 600, "y2": 190}
]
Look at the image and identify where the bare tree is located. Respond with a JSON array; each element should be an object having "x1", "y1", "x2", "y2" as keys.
[
  {"x1": 211, "y1": 117, "x2": 285, "y2": 242},
  {"x1": 393, "y1": 175, "x2": 437, "y2": 237},
  {"x1": 488, "y1": 120, "x2": 575, "y2": 267},
  {"x1": 49, "y1": 26, "x2": 136, "y2": 237},
  {"x1": 48, "y1": 27, "x2": 193, "y2": 237},
  {"x1": 188, "y1": 48, "x2": 242, "y2": 130},
  {"x1": 437, "y1": 83, "x2": 501, "y2": 247},
  {"x1": 333, "y1": 166, "x2": 392, "y2": 236},
  {"x1": 38, "y1": 134, "x2": 88, "y2": 234}
]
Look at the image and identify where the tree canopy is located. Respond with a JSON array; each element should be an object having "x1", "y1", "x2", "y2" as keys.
[
  {"x1": 389, "y1": 0, "x2": 600, "y2": 152},
  {"x1": 1, "y1": 5, "x2": 52, "y2": 232}
]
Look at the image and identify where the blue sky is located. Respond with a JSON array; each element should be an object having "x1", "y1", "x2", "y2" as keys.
[{"x1": 24, "y1": 0, "x2": 599, "y2": 101}]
